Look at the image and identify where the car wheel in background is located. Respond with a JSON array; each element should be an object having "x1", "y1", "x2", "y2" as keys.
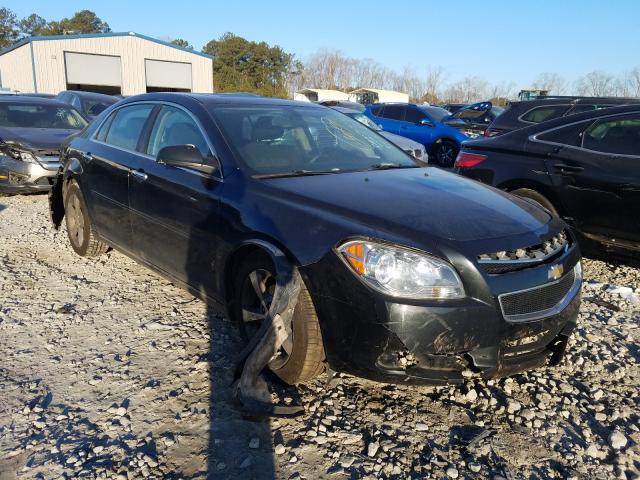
[
  {"x1": 233, "y1": 250, "x2": 325, "y2": 385},
  {"x1": 510, "y1": 188, "x2": 559, "y2": 216},
  {"x1": 64, "y1": 180, "x2": 109, "y2": 257},
  {"x1": 433, "y1": 140, "x2": 459, "y2": 167}
]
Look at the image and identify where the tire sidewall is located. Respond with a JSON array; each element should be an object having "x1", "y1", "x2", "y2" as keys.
[
  {"x1": 64, "y1": 182, "x2": 91, "y2": 256},
  {"x1": 512, "y1": 188, "x2": 558, "y2": 216}
]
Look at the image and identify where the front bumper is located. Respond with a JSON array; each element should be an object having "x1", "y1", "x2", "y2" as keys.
[
  {"x1": 301, "y1": 241, "x2": 581, "y2": 385},
  {"x1": 0, "y1": 155, "x2": 59, "y2": 194}
]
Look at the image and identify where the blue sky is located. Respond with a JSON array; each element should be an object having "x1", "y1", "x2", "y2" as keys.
[{"x1": 8, "y1": 0, "x2": 640, "y2": 88}]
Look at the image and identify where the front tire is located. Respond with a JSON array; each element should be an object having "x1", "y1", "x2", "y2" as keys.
[
  {"x1": 432, "y1": 140, "x2": 459, "y2": 167},
  {"x1": 233, "y1": 250, "x2": 325, "y2": 384},
  {"x1": 64, "y1": 180, "x2": 109, "y2": 257}
]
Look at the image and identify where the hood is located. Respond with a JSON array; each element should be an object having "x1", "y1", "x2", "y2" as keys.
[
  {"x1": 0, "y1": 126, "x2": 77, "y2": 152},
  {"x1": 379, "y1": 131, "x2": 423, "y2": 149},
  {"x1": 263, "y1": 167, "x2": 551, "y2": 243}
]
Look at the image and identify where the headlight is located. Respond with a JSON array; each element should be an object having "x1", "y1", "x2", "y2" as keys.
[
  {"x1": 337, "y1": 240, "x2": 465, "y2": 299},
  {"x1": 18, "y1": 152, "x2": 40, "y2": 164}
]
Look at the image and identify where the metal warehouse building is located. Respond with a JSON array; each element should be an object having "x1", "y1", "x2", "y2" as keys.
[{"x1": 0, "y1": 32, "x2": 213, "y2": 95}]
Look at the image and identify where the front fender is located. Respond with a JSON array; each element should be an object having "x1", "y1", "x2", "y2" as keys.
[{"x1": 48, "y1": 156, "x2": 84, "y2": 229}]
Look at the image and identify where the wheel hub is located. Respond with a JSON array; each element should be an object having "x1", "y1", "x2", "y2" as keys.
[{"x1": 240, "y1": 268, "x2": 293, "y2": 369}]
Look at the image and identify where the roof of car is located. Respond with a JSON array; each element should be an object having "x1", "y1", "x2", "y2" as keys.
[
  {"x1": 0, "y1": 95, "x2": 71, "y2": 108},
  {"x1": 60, "y1": 90, "x2": 119, "y2": 101},
  {"x1": 119, "y1": 92, "x2": 323, "y2": 108},
  {"x1": 511, "y1": 104, "x2": 640, "y2": 135},
  {"x1": 331, "y1": 106, "x2": 360, "y2": 114},
  {"x1": 509, "y1": 96, "x2": 640, "y2": 107}
]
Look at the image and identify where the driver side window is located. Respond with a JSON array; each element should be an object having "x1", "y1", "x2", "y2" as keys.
[{"x1": 147, "y1": 106, "x2": 210, "y2": 158}]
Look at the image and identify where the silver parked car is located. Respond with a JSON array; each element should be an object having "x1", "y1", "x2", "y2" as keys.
[{"x1": 0, "y1": 97, "x2": 87, "y2": 194}]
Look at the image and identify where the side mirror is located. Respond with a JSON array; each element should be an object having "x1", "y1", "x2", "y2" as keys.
[
  {"x1": 419, "y1": 119, "x2": 434, "y2": 127},
  {"x1": 157, "y1": 144, "x2": 219, "y2": 175}
]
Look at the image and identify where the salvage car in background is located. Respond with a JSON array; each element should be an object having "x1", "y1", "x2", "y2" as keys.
[
  {"x1": 456, "y1": 105, "x2": 640, "y2": 259},
  {"x1": 364, "y1": 103, "x2": 468, "y2": 167},
  {"x1": 56, "y1": 90, "x2": 119, "y2": 120},
  {"x1": 484, "y1": 96, "x2": 640, "y2": 137},
  {"x1": 51, "y1": 93, "x2": 582, "y2": 386},
  {"x1": 444, "y1": 101, "x2": 504, "y2": 137},
  {"x1": 440, "y1": 103, "x2": 467, "y2": 114},
  {"x1": 331, "y1": 106, "x2": 427, "y2": 162},
  {"x1": 0, "y1": 97, "x2": 87, "y2": 194}
]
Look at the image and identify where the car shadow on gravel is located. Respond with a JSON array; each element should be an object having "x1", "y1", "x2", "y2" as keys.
[{"x1": 186, "y1": 209, "x2": 277, "y2": 480}]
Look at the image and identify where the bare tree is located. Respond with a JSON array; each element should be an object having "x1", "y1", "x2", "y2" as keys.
[
  {"x1": 575, "y1": 71, "x2": 616, "y2": 96},
  {"x1": 421, "y1": 65, "x2": 446, "y2": 104},
  {"x1": 393, "y1": 65, "x2": 426, "y2": 102},
  {"x1": 532, "y1": 72, "x2": 567, "y2": 95},
  {"x1": 620, "y1": 67, "x2": 640, "y2": 97},
  {"x1": 443, "y1": 76, "x2": 489, "y2": 103}
]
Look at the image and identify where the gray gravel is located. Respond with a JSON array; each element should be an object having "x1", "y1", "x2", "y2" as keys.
[{"x1": 0, "y1": 194, "x2": 639, "y2": 479}]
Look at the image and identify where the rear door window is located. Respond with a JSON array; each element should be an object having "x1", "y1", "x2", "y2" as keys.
[
  {"x1": 537, "y1": 120, "x2": 594, "y2": 147},
  {"x1": 104, "y1": 104, "x2": 154, "y2": 152},
  {"x1": 582, "y1": 116, "x2": 640, "y2": 156},
  {"x1": 521, "y1": 105, "x2": 572, "y2": 123},
  {"x1": 382, "y1": 105, "x2": 405, "y2": 121}
]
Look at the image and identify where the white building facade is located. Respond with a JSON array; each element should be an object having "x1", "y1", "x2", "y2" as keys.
[{"x1": 0, "y1": 32, "x2": 213, "y2": 95}]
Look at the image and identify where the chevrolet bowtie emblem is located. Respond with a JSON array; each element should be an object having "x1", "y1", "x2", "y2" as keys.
[{"x1": 548, "y1": 264, "x2": 564, "y2": 280}]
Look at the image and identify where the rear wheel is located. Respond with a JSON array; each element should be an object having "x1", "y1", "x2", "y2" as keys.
[
  {"x1": 510, "y1": 188, "x2": 558, "y2": 216},
  {"x1": 64, "y1": 181, "x2": 109, "y2": 257},
  {"x1": 233, "y1": 250, "x2": 325, "y2": 384},
  {"x1": 432, "y1": 140, "x2": 459, "y2": 167}
]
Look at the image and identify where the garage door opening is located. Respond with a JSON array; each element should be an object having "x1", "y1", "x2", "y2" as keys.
[
  {"x1": 145, "y1": 86, "x2": 190, "y2": 93},
  {"x1": 145, "y1": 59, "x2": 192, "y2": 93},
  {"x1": 66, "y1": 84, "x2": 122, "y2": 95},
  {"x1": 64, "y1": 52, "x2": 122, "y2": 95}
]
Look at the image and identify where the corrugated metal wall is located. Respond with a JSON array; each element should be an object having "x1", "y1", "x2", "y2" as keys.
[
  {"x1": 0, "y1": 44, "x2": 35, "y2": 93},
  {"x1": 1, "y1": 34, "x2": 213, "y2": 95}
]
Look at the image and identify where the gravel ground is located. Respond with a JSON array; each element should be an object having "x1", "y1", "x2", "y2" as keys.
[{"x1": 0, "y1": 194, "x2": 639, "y2": 480}]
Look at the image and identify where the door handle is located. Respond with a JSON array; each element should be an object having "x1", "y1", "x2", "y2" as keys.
[
  {"x1": 552, "y1": 163, "x2": 584, "y2": 174},
  {"x1": 130, "y1": 169, "x2": 148, "y2": 181}
]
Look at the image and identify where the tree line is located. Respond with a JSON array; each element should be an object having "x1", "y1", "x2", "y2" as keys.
[
  {"x1": 293, "y1": 49, "x2": 640, "y2": 104},
  {"x1": 2, "y1": 7, "x2": 639, "y2": 102}
]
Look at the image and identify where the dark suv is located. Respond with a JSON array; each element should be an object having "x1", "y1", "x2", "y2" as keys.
[
  {"x1": 456, "y1": 105, "x2": 640, "y2": 259},
  {"x1": 50, "y1": 93, "x2": 581, "y2": 386},
  {"x1": 485, "y1": 96, "x2": 640, "y2": 137}
]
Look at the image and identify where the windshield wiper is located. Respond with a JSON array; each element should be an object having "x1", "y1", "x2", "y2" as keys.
[
  {"x1": 366, "y1": 163, "x2": 421, "y2": 170},
  {"x1": 254, "y1": 169, "x2": 341, "y2": 179}
]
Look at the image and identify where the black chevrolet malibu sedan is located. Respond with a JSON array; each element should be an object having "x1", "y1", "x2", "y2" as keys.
[{"x1": 50, "y1": 93, "x2": 582, "y2": 385}]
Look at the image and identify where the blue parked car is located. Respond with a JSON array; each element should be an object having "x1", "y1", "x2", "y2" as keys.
[{"x1": 364, "y1": 103, "x2": 468, "y2": 167}]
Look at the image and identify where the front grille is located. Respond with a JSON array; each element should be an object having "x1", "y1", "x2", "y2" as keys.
[
  {"x1": 478, "y1": 230, "x2": 570, "y2": 274},
  {"x1": 499, "y1": 268, "x2": 578, "y2": 322}
]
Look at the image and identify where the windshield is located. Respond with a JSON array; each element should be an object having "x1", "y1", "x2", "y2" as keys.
[
  {"x1": 84, "y1": 99, "x2": 116, "y2": 116},
  {"x1": 0, "y1": 103, "x2": 88, "y2": 129},
  {"x1": 211, "y1": 105, "x2": 417, "y2": 176},
  {"x1": 346, "y1": 112, "x2": 382, "y2": 130},
  {"x1": 419, "y1": 106, "x2": 450, "y2": 122}
]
